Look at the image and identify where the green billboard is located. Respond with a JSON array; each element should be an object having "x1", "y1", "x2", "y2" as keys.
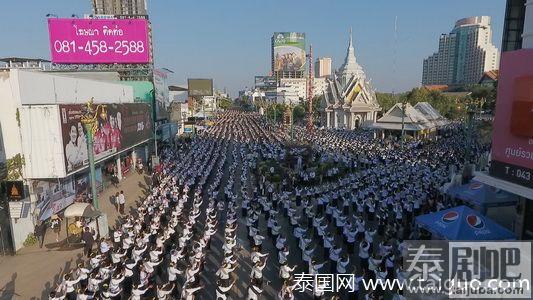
[{"x1": 273, "y1": 32, "x2": 306, "y2": 72}]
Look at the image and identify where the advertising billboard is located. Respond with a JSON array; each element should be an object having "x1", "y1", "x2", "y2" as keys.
[
  {"x1": 188, "y1": 79, "x2": 213, "y2": 97},
  {"x1": 48, "y1": 18, "x2": 150, "y2": 64},
  {"x1": 34, "y1": 178, "x2": 76, "y2": 221},
  {"x1": 489, "y1": 49, "x2": 533, "y2": 189},
  {"x1": 154, "y1": 69, "x2": 170, "y2": 120},
  {"x1": 59, "y1": 103, "x2": 152, "y2": 174},
  {"x1": 273, "y1": 32, "x2": 306, "y2": 72}
]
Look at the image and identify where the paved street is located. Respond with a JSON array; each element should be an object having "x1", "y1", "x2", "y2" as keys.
[{"x1": 0, "y1": 172, "x2": 151, "y2": 300}]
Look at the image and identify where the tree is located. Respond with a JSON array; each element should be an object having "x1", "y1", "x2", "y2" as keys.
[
  {"x1": 218, "y1": 98, "x2": 233, "y2": 110},
  {"x1": 467, "y1": 84, "x2": 497, "y2": 111},
  {"x1": 292, "y1": 104, "x2": 306, "y2": 123},
  {"x1": 376, "y1": 93, "x2": 400, "y2": 113}
]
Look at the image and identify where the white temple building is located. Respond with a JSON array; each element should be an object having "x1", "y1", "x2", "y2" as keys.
[{"x1": 324, "y1": 29, "x2": 381, "y2": 129}]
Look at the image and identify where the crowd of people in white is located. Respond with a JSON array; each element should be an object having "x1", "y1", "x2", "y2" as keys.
[{"x1": 48, "y1": 111, "x2": 485, "y2": 299}]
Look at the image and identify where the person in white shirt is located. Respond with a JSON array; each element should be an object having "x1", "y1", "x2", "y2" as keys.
[
  {"x1": 215, "y1": 279, "x2": 235, "y2": 300},
  {"x1": 250, "y1": 257, "x2": 267, "y2": 286},
  {"x1": 329, "y1": 244, "x2": 342, "y2": 274},
  {"x1": 359, "y1": 240, "x2": 370, "y2": 270},
  {"x1": 130, "y1": 283, "x2": 150, "y2": 300},
  {"x1": 246, "y1": 281, "x2": 263, "y2": 300},
  {"x1": 181, "y1": 282, "x2": 203, "y2": 300},
  {"x1": 48, "y1": 291, "x2": 65, "y2": 300},
  {"x1": 278, "y1": 246, "x2": 289, "y2": 265},
  {"x1": 337, "y1": 253, "x2": 350, "y2": 274},
  {"x1": 156, "y1": 282, "x2": 174, "y2": 300},
  {"x1": 279, "y1": 263, "x2": 296, "y2": 280},
  {"x1": 60, "y1": 273, "x2": 81, "y2": 299}
]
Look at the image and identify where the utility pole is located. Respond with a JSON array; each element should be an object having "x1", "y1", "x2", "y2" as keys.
[
  {"x1": 400, "y1": 101, "x2": 406, "y2": 148},
  {"x1": 307, "y1": 44, "x2": 314, "y2": 131}
]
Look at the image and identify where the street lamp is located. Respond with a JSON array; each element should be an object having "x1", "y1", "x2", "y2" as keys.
[{"x1": 80, "y1": 98, "x2": 107, "y2": 209}]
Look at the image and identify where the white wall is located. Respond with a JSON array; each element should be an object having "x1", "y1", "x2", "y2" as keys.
[
  {"x1": 0, "y1": 69, "x2": 137, "y2": 172},
  {"x1": 19, "y1": 106, "x2": 66, "y2": 179},
  {"x1": 9, "y1": 212, "x2": 34, "y2": 251},
  {"x1": 0, "y1": 71, "x2": 24, "y2": 161},
  {"x1": 14, "y1": 69, "x2": 134, "y2": 105},
  {"x1": 524, "y1": 0, "x2": 533, "y2": 48}
]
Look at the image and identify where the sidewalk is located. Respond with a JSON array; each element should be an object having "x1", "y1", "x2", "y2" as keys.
[{"x1": 0, "y1": 171, "x2": 151, "y2": 300}]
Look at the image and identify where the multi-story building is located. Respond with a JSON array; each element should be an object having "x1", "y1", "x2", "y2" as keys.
[
  {"x1": 0, "y1": 66, "x2": 153, "y2": 250},
  {"x1": 91, "y1": 0, "x2": 147, "y2": 15},
  {"x1": 422, "y1": 16, "x2": 500, "y2": 86},
  {"x1": 502, "y1": 0, "x2": 526, "y2": 52},
  {"x1": 315, "y1": 57, "x2": 332, "y2": 78},
  {"x1": 279, "y1": 78, "x2": 307, "y2": 100}
]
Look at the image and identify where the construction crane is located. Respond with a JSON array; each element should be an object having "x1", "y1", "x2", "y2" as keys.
[{"x1": 306, "y1": 44, "x2": 314, "y2": 132}]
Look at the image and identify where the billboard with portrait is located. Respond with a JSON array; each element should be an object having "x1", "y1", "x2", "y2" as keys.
[
  {"x1": 48, "y1": 18, "x2": 150, "y2": 64},
  {"x1": 154, "y1": 69, "x2": 170, "y2": 120},
  {"x1": 59, "y1": 103, "x2": 152, "y2": 174},
  {"x1": 188, "y1": 79, "x2": 213, "y2": 97},
  {"x1": 273, "y1": 32, "x2": 306, "y2": 72},
  {"x1": 489, "y1": 49, "x2": 533, "y2": 189}
]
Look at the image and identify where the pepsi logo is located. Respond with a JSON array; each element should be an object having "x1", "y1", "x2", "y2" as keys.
[
  {"x1": 469, "y1": 182, "x2": 483, "y2": 190},
  {"x1": 442, "y1": 211, "x2": 459, "y2": 223},
  {"x1": 467, "y1": 214, "x2": 485, "y2": 229}
]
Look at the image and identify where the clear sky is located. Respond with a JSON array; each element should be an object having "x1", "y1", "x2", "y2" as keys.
[{"x1": 0, "y1": 0, "x2": 506, "y2": 97}]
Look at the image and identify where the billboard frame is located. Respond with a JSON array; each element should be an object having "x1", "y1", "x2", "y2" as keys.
[{"x1": 188, "y1": 79, "x2": 214, "y2": 97}]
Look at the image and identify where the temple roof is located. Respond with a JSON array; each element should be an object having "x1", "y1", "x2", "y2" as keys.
[{"x1": 338, "y1": 28, "x2": 365, "y2": 83}]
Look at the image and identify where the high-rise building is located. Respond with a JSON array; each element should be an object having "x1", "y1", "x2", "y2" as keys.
[
  {"x1": 422, "y1": 16, "x2": 500, "y2": 86},
  {"x1": 315, "y1": 57, "x2": 332, "y2": 78},
  {"x1": 502, "y1": 0, "x2": 526, "y2": 52},
  {"x1": 91, "y1": 0, "x2": 147, "y2": 15}
]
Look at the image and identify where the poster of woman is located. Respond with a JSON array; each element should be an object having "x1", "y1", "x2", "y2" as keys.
[{"x1": 60, "y1": 103, "x2": 151, "y2": 174}]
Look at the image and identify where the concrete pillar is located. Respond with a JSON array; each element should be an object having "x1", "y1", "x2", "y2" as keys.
[
  {"x1": 326, "y1": 112, "x2": 331, "y2": 128},
  {"x1": 523, "y1": 0, "x2": 533, "y2": 48},
  {"x1": 116, "y1": 156, "x2": 122, "y2": 180},
  {"x1": 333, "y1": 112, "x2": 338, "y2": 129},
  {"x1": 343, "y1": 113, "x2": 348, "y2": 129}
]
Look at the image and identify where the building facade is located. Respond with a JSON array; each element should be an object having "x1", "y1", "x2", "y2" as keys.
[
  {"x1": 422, "y1": 16, "x2": 500, "y2": 85},
  {"x1": 279, "y1": 78, "x2": 307, "y2": 100},
  {"x1": 0, "y1": 69, "x2": 152, "y2": 251},
  {"x1": 315, "y1": 57, "x2": 332, "y2": 78},
  {"x1": 91, "y1": 0, "x2": 147, "y2": 15},
  {"x1": 502, "y1": 0, "x2": 526, "y2": 52}
]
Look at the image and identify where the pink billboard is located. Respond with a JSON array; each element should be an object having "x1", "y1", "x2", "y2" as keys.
[
  {"x1": 48, "y1": 18, "x2": 150, "y2": 64},
  {"x1": 489, "y1": 49, "x2": 533, "y2": 189}
]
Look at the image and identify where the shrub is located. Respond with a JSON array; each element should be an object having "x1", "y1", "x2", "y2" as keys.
[{"x1": 23, "y1": 233, "x2": 38, "y2": 247}]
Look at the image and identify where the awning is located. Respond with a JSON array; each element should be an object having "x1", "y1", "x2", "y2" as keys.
[
  {"x1": 64, "y1": 203, "x2": 101, "y2": 219},
  {"x1": 446, "y1": 180, "x2": 519, "y2": 208},
  {"x1": 415, "y1": 205, "x2": 516, "y2": 240},
  {"x1": 474, "y1": 172, "x2": 533, "y2": 200}
]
